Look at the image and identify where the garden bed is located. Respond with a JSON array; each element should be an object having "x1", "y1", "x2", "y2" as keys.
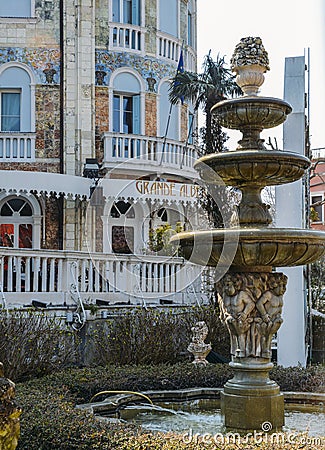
[{"x1": 16, "y1": 363, "x2": 325, "y2": 449}]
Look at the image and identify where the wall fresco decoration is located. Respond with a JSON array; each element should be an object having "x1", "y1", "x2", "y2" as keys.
[
  {"x1": 95, "y1": 50, "x2": 177, "y2": 87},
  {"x1": 0, "y1": 47, "x2": 60, "y2": 84}
]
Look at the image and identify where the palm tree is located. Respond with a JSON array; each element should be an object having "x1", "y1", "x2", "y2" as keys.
[
  {"x1": 169, "y1": 51, "x2": 242, "y2": 154},
  {"x1": 169, "y1": 52, "x2": 242, "y2": 228}
]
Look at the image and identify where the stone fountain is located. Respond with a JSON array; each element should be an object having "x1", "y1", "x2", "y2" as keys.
[{"x1": 171, "y1": 37, "x2": 325, "y2": 431}]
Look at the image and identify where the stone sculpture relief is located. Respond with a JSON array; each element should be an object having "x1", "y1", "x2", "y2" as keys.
[{"x1": 216, "y1": 272, "x2": 287, "y2": 359}]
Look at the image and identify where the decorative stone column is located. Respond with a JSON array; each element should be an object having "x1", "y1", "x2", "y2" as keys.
[{"x1": 216, "y1": 272, "x2": 287, "y2": 429}]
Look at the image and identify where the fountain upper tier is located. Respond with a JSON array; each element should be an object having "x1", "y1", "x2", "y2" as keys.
[
  {"x1": 194, "y1": 150, "x2": 310, "y2": 188},
  {"x1": 211, "y1": 97, "x2": 292, "y2": 150}
]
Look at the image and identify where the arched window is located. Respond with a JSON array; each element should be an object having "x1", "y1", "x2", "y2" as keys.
[
  {"x1": 0, "y1": 195, "x2": 41, "y2": 249},
  {"x1": 0, "y1": 198, "x2": 33, "y2": 248},
  {"x1": 152, "y1": 205, "x2": 182, "y2": 228},
  {"x1": 0, "y1": 64, "x2": 35, "y2": 161},
  {"x1": 112, "y1": 72, "x2": 141, "y2": 135},
  {"x1": 0, "y1": 65, "x2": 34, "y2": 132}
]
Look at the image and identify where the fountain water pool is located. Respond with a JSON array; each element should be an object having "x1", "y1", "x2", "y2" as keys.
[{"x1": 101, "y1": 398, "x2": 325, "y2": 438}]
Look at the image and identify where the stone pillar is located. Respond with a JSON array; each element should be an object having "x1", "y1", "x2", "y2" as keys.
[
  {"x1": 63, "y1": 0, "x2": 96, "y2": 251},
  {"x1": 276, "y1": 56, "x2": 307, "y2": 367},
  {"x1": 216, "y1": 272, "x2": 287, "y2": 430}
]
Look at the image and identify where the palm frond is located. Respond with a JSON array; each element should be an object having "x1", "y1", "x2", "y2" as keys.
[{"x1": 168, "y1": 71, "x2": 215, "y2": 107}]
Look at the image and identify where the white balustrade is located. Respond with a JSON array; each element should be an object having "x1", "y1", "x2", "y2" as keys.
[
  {"x1": 0, "y1": 248, "x2": 198, "y2": 300},
  {"x1": 156, "y1": 33, "x2": 196, "y2": 71},
  {"x1": 0, "y1": 132, "x2": 36, "y2": 161},
  {"x1": 102, "y1": 132, "x2": 197, "y2": 173},
  {"x1": 109, "y1": 23, "x2": 144, "y2": 52},
  {"x1": 311, "y1": 148, "x2": 325, "y2": 159},
  {"x1": 157, "y1": 33, "x2": 181, "y2": 63}
]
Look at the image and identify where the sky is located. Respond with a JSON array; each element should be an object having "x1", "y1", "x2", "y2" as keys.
[{"x1": 196, "y1": 0, "x2": 325, "y2": 150}]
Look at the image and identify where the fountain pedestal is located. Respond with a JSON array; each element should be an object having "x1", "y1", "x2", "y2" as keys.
[{"x1": 221, "y1": 359, "x2": 284, "y2": 430}]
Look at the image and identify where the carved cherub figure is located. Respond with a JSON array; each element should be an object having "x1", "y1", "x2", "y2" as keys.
[
  {"x1": 256, "y1": 274, "x2": 287, "y2": 357},
  {"x1": 218, "y1": 274, "x2": 255, "y2": 358}
]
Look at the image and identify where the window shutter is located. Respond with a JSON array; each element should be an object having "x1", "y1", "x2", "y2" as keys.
[
  {"x1": 132, "y1": 0, "x2": 140, "y2": 25},
  {"x1": 132, "y1": 95, "x2": 140, "y2": 134}
]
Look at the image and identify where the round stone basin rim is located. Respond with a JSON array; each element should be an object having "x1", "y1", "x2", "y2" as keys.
[
  {"x1": 212, "y1": 95, "x2": 292, "y2": 111},
  {"x1": 170, "y1": 228, "x2": 325, "y2": 268},
  {"x1": 77, "y1": 388, "x2": 325, "y2": 415},
  {"x1": 211, "y1": 96, "x2": 292, "y2": 130},
  {"x1": 171, "y1": 227, "x2": 325, "y2": 243},
  {"x1": 194, "y1": 150, "x2": 311, "y2": 186}
]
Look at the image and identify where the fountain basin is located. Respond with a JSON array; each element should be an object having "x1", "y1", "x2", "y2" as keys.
[
  {"x1": 194, "y1": 150, "x2": 310, "y2": 187},
  {"x1": 211, "y1": 96, "x2": 292, "y2": 130},
  {"x1": 171, "y1": 228, "x2": 325, "y2": 269},
  {"x1": 77, "y1": 389, "x2": 325, "y2": 436}
]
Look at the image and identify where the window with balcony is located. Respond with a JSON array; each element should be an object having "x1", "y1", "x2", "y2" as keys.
[
  {"x1": 0, "y1": 0, "x2": 33, "y2": 17},
  {"x1": 112, "y1": 0, "x2": 140, "y2": 25},
  {"x1": 112, "y1": 71, "x2": 141, "y2": 134},
  {"x1": 0, "y1": 64, "x2": 35, "y2": 160}
]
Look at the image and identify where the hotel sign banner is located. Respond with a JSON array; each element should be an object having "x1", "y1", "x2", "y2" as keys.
[{"x1": 101, "y1": 179, "x2": 199, "y2": 203}]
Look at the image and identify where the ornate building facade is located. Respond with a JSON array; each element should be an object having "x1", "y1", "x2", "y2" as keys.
[{"x1": 0, "y1": 0, "x2": 204, "y2": 312}]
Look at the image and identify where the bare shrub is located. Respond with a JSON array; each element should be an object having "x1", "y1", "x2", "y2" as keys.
[
  {"x1": 88, "y1": 305, "x2": 230, "y2": 366},
  {"x1": 0, "y1": 310, "x2": 79, "y2": 381}
]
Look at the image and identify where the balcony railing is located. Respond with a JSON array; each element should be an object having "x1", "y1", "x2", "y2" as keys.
[
  {"x1": 109, "y1": 22, "x2": 145, "y2": 52},
  {"x1": 102, "y1": 132, "x2": 197, "y2": 176},
  {"x1": 0, "y1": 132, "x2": 36, "y2": 162},
  {"x1": 0, "y1": 248, "x2": 202, "y2": 306},
  {"x1": 156, "y1": 32, "x2": 196, "y2": 71},
  {"x1": 311, "y1": 148, "x2": 325, "y2": 160},
  {"x1": 157, "y1": 32, "x2": 182, "y2": 64}
]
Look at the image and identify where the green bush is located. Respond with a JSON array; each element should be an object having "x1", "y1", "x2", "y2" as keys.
[
  {"x1": 270, "y1": 364, "x2": 325, "y2": 392},
  {"x1": 87, "y1": 305, "x2": 230, "y2": 366},
  {"x1": 0, "y1": 310, "x2": 79, "y2": 381}
]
